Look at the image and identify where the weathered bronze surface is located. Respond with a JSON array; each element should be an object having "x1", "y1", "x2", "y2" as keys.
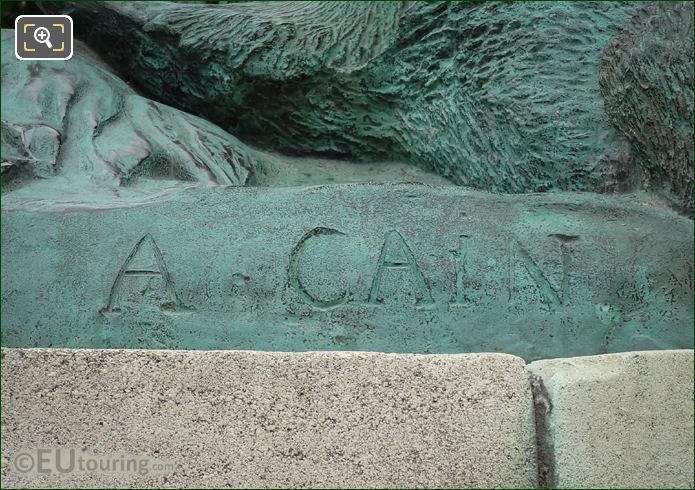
[
  {"x1": 2, "y1": 185, "x2": 691, "y2": 360},
  {"x1": 1, "y1": 3, "x2": 692, "y2": 360}
]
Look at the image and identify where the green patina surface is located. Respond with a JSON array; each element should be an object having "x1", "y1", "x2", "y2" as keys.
[
  {"x1": 47, "y1": 1, "x2": 693, "y2": 213},
  {"x1": 2, "y1": 185, "x2": 692, "y2": 360},
  {"x1": 0, "y1": 29, "x2": 450, "y2": 205},
  {"x1": 1, "y1": 3, "x2": 692, "y2": 359}
]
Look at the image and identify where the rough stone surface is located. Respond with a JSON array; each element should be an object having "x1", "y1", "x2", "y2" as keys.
[
  {"x1": 46, "y1": 2, "x2": 645, "y2": 197},
  {"x1": 527, "y1": 350, "x2": 694, "y2": 489},
  {"x1": 600, "y1": 2, "x2": 694, "y2": 214},
  {"x1": 2, "y1": 184, "x2": 692, "y2": 360},
  {"x1": 0, "y1": 348, "x2": 538, "y2": 488}
]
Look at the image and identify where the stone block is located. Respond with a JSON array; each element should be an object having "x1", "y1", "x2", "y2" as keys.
[
  {"x1": 527, "y1": 350, "x2": 694, "y2": 488},
  {"x1": 1, "y1": 348, "x2": 537, "y2": 488}
]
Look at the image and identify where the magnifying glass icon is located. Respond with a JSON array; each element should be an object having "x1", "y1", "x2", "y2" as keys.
[{"x1": 33, "y1": 27, "x2": 53, "y2": 49}]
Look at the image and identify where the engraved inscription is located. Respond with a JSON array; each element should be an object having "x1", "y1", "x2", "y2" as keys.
[
  {"x1": 288, "y1": 227, "x2": 348, "y2": 310},
  {"x1": 93, "y1": 229, "x2": 670, "y2": 317},
  {"x1": 367, "y1": 230, "x2": 434, "y2": 307},
  {"x1": 507, "y1": 234, "x2": 578, "y2": 306},
  {"x1": 100, "y1": 234, "x2": 191, "y2": 315},
  {"x1": 450, "y1": 234, "x2": 471, "y2": 307}
]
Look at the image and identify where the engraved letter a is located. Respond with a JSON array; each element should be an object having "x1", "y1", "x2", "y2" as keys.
[
  {"x1": 101, "y1": 234, "x2": 190, "y2": 315},
  {"x1": 368, "y1": 230, "x2": 434, "y2": 307}
]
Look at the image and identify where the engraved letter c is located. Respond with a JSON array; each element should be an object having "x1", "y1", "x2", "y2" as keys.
[{"x1": 288, "y1": 227, "x2": 348, "y2": 310}]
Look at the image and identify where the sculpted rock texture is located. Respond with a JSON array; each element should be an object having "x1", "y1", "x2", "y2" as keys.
[
  {"x1": 1, "y1": 349, "x2": 538, "y2": 488},
  {"x1": 49, "y1": 2, "x2": 646, "y2": 196},
  {"x1": 0, "y1": 29, "x2": 265, "y2": 199},
  {"x1": 600, "y1": 2, "x2": 694, "y2": 214},
  {"x1": 528, "y1": 350, "x2": 694, "y2": 488},
  {"x1": 1, "y1": 27, "x2": 449, "y2": 207},
  {"x1": 2, "y1": 185, "x2": 692, "y2": 360}
]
